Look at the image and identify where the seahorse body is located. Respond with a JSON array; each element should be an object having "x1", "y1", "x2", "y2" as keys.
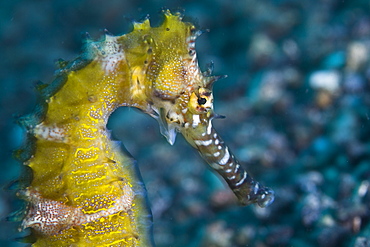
[{"x1": 15, "y1": 10, "x2": 274, "y2": 246}]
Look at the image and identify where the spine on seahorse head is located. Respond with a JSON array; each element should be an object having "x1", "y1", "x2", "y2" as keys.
[{"x1": 13, "y1": 9, "x2": 274, "y2": 247}]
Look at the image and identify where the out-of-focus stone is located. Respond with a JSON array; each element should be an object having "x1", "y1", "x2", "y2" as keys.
[
  {"x1": 201, "y1": 221, "x2": 233, "y2": 247},
  {"x1": 346, "y1": 42, "x2": 368, "y2": 71},
  {"x1": 309, "y1": 70, "x2": 341, "y2": 93}
]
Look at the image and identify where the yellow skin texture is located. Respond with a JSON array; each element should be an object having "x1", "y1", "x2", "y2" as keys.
[
  {"x1": 17, "y1": 10, "x2": 274, "y2": 247},
  {"x1": 24, "y1": 60, "x2": 141, "y2": 246}
]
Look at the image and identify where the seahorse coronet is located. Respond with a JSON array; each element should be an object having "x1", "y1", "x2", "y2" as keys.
[{"x1": 14, "y1": 10, "x2": 274, "y2": 246}]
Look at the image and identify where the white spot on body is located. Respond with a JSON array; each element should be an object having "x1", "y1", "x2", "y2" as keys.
[
  {"x1": 214, "y1": 151, "x2": 220, "y2": 157},
  {"x1": 234, "y1": 164, "x2": 240, "y2": 173},
  {"x1": 95, "y1": 35, "x2": 125, "y2": 74},
  {"x1": 192, "y1": 114, "x2": 201, "y2": 127},
  {"x1": 103, "y1": 53, "x2": 124, "y2": 73},
  {"x1": 219, "y1": 148, "x2": 230, "y2": 166},
  {"x1": 194, "y1": 139, "x2": 212, "y2": 146},
  {"x1": 207, "y1": 121, "x2": 212, "y2": 135},
  {"x1": 33, "y1": 123, "x2": 67, "y2": 142},
  {"x1": 235, "y1": 171, "x2": 247, "y2": 187}
]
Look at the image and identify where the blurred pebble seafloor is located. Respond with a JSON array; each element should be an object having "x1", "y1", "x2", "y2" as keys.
[{"x1": 1, "y1": 0, "x2": 370, "y2": 246}]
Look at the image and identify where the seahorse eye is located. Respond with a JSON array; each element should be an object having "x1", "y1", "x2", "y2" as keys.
[{"x1": 197, "y1": 97, "x2": 207, "y2": 105}]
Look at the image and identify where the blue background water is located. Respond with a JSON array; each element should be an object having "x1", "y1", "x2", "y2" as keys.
[{"x1": 1, "y1": 0, "x2": 370, "y2": 246}]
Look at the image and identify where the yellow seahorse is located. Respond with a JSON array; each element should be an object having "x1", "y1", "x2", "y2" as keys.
[{"x1": 14, "y1": 10, "x2": 274, "y2": 246}]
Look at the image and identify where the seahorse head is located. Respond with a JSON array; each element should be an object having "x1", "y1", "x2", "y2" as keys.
[
  {"x1": 151, "y1": 73, "x2": 223, "y2": 146},
  {"x1": 135, "y1": 11, "x2": 222, "y2": 145}
]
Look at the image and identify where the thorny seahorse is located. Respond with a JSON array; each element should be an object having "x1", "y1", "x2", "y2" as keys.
[{"x1": 12, "y1": 10, "x2": 274, "y2": 246}]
